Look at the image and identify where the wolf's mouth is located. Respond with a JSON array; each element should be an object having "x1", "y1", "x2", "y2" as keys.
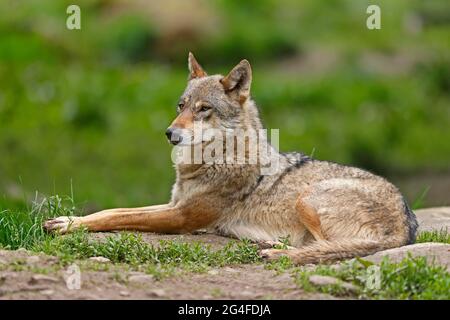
[{"x1": 169, "y1": 136, "x2": 182, "y2": 145}]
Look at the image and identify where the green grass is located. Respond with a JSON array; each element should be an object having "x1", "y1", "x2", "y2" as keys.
[
  {"x1": 0, "y1": 195, "x2": 78, "y2": 250},
  {"x1": 292, "y1": 229, "x2": 450, "y2": 299},
  {"x1": 35, "y1": 231, "x2": 261, "y2": 268},
  {"x1": 0, "y1": 234, "x2": 261, "y2": 279},
  {"x1": 417, "y1": 229, "x2": 450, "y2": 244},
  {"x1": 295, "y1": 255, "x2": 450, "y2": 299},
  {"x1": 28, "y1": 230, "x2": 261, "y2": 279},
  {"x1": 266, "y1": 231, "x2": 450, "y2": 299}
]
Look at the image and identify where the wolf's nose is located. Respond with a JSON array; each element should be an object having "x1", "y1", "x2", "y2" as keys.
[
  {"x1": 165, "y1": 128, "x2": 173, "y2": 140},
  {"x1": 165, "y1": 128, "x2": 182, "y2": 145}
]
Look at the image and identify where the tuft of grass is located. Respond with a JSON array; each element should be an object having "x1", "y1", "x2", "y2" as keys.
[
  {"x1": 417, "y1": 229, "x2": 450, "y2": 244},
  {"x1": 294, "y1": 255, "x2": 450, "y2": 300},
  {"x1": 264, "y1": 256, "x2": 294, "y2": 274},
  {"x1": 0, "y1": 194, "x2": 77, "y2": 250}
]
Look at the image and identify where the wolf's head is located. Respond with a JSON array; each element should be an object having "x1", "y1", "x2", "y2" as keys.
[{"x1": 166, "y1": 53, "x2": 262, "y2": 146}]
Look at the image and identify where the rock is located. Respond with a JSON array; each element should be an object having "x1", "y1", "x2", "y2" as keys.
[
  {"x1": 308, "y1": 275, "x2": 358, "y2": 293},
  {"x1": 119, "y1": 290, "x2": 130, "y2": 297},
  {"x1": 40, "y1": 289, "x2": 54, "y2": 296},
  {"x1": 0, "y1": 272, "x2": 17, "y2": 279},
  {"x1": 148, "y1": 288, "x2": 166, "y2": 298},
  {"x1": 207, "y1": 269, "x2": 219, "y2": 275},
  {"x1": 300, "y1": 264, "x2": 318, "y2": 272},
  {"x1": 415, "y1": 207, "x2": 450, "y2": 232},
  {"x1": 128, "y1": 274, "x2": 154, "y2": 284},
  {"x1": 46, "y1": 256, "x2": 60, "y2": 264},
  {"x1": 88, "y1": 256, "x2": 111, "y2": 263},
  {"x1": 29, "y1": 274, "x2": 59, "y2": 284},
  {"x1": 240, "y1": 290, "x2": 255, "y2": 297},
  {"x1": 364, "y1": 242, "x2": 450, "y2": 271},
  {"x1": 26, "y1": 256, "x2": 40, "y2": 264},
  {"x1": 78, "y1": 293, "x2": 99, "y2": 300}
]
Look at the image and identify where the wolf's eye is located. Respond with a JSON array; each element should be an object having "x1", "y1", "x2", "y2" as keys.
[
  {"x1": 200, "y1": 105, "x2": 211, "y2": 112},
  {"x1": 177, "y1": 103, "x2": 184, "y2": 112}
]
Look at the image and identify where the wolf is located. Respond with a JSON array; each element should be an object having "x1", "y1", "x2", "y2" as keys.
[{"x1": 44, "y1": 53, "x2": 418, "y2": 265}]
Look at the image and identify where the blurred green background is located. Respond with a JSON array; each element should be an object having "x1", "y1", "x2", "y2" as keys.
[{"x1": 0, "y1": 0, "x2": 449, "y2": 212}]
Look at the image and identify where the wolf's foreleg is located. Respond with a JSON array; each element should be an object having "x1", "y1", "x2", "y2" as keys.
[{"x1": 43, "y1": 203, "x2": 217, "y2": 234}]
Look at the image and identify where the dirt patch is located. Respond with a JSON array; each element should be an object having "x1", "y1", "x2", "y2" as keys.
[{"x1": 0, "y1": 249, "x2": 331, "y2": 300}]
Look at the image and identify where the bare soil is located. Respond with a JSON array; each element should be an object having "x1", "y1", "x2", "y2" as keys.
[{"x1": 0, "y1": 248, "x2": 332, "y2": 300}]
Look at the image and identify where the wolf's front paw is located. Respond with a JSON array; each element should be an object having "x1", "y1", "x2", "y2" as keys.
[
  {"x1": 43, "y1": 216, "x2": 80, "y2": 234},
  {"x1": 260, "y1": 248, "x2": 294, "y2": 261}
]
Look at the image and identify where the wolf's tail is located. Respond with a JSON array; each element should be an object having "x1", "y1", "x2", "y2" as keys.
[{"x1": 262, "y1": 237, "x2": 405, "y2": 265}]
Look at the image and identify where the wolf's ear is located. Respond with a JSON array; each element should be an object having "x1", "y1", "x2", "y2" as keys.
[
  {"x1": 188, "y1": 52, "x2": 207, "y2": 80},
  {"x1": 220, "y1": 60, "x2": 252, "y2": 103}
]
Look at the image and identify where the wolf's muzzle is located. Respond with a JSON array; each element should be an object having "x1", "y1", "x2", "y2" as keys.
[{"x1": 165, "y1": 128, "x2": 183, "y2": 145}]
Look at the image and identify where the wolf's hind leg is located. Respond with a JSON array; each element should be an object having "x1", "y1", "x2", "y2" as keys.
[
  {"x1": 296, "y1": 193, "x2": 326, "y2": 241},
  {"x1": 260, "y1": 238, "x2": 400, "y2": 265}
]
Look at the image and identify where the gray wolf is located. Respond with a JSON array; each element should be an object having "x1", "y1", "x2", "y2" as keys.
[{"x1": 44, "y1": 53, "x2": 418, "y2": 265}]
